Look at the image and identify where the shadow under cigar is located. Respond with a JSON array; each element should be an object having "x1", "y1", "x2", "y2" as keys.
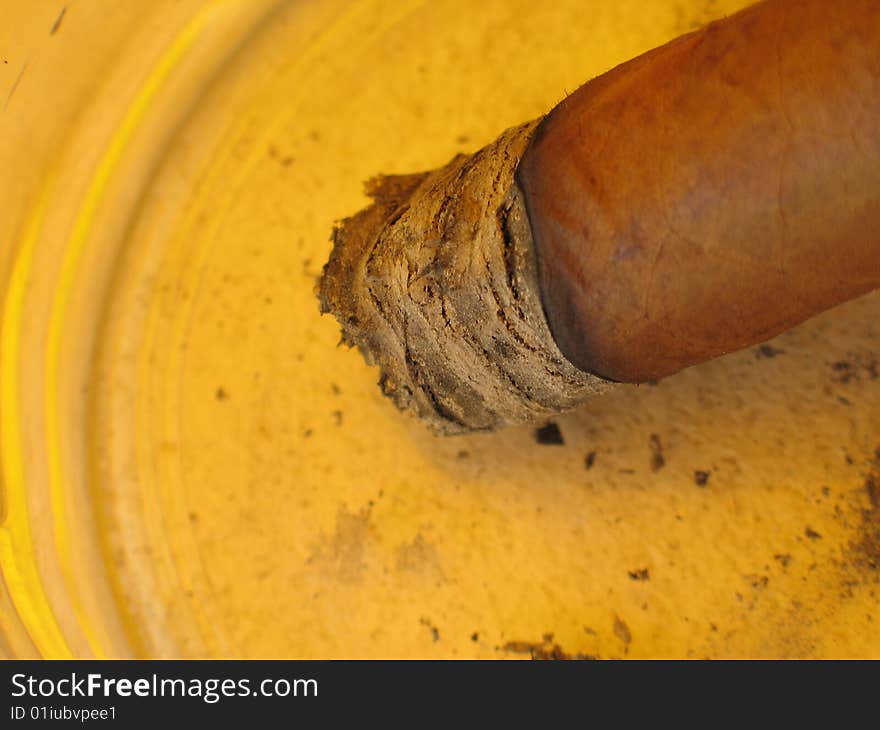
[{"x1": 408, "y1": 289, "x2": 880, "y2": 494}]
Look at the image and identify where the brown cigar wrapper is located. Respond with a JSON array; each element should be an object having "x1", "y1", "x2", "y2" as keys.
[
  {"x1": 320, "y1": 0, "x2": 880, "y2": 433},
  {"x1": 518, "y1": 0, "x2": 880, "y2": 383}
]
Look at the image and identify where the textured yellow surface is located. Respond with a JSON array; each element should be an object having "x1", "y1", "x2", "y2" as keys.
[{"x1": 1, "y1": 0, "x2": 878, "y2": 658}]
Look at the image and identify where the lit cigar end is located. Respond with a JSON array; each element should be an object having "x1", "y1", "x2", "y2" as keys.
[{"x1": 318, "y1": 120, "x2": 613, "y2": 434}]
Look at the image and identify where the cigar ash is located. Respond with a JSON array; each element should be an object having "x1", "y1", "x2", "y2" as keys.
[{"x1": 318, "y1": 120, "x2": 613, "y2": 434}]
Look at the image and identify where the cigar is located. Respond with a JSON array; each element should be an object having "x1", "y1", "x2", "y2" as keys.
[{"x1": 318, "y1": 0, "x2": 880, "y2": 434}]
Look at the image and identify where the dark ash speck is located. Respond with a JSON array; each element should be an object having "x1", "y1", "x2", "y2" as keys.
[{"x1": 535, "y1": 422, "x2": 564, "y2": 446}]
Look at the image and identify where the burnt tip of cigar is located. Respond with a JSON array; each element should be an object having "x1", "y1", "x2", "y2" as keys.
[{"x1": 318, "y1": 120, "x2": 613, "y2": 435}]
